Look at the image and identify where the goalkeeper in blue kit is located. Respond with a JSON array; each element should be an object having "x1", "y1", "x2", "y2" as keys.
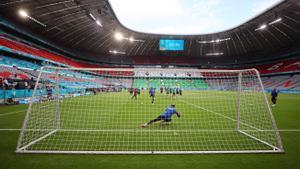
[{"x1": 141, "y1": 104, "x2": 181, "y2": 127}]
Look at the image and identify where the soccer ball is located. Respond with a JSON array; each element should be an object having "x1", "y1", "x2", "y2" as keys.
[{"x1": 177, "y1": 112, "x2": 181, "y2": 117}]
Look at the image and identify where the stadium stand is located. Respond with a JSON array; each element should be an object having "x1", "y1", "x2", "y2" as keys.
[
  {"x1": 1, "y1": 31, "x2": 300, "y2": 104},
  {"x1": 0, "y1": 36, "x2": 107, "y2": 68},
  {"x1": 0, "y1": 66, "x2": 31, "y2": 79},
  {"x1": 244, "y1": 59, "x2": 300, "y2": 74},
  {"x1": 133, "y1": 55, "x2": 198, "y2": 65},
  {"x1": 262, "y1": 75, "x2": 300, "y2": 91}
]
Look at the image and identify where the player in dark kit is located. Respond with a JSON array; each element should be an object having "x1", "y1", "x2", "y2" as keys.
[
  {"x1": 179, "y1": 88, "x2": 182, "y2": 96},
  {"x1": 271, "y1": 88, "x2": 278, "y2": 107},
  {"x1": 131, "y1": 88, "x2": 138, "y2": 100},
  {"x1": 129, "y1": 88, "x2": 133, "y2": 95},
  {"x1": 149, "y1": 88, "x2": 155, "y2": 103},
  {"x1": 141, "y1": 104, "x2": 181, "y2": 127},
  {"x1": 166, "y1": 88, "x2": 169, "y2": 95},
  {"x1": 93, "y1": 88, "x2": 97, "y2": 95},
  {"x1": 172, "y1": 88, "x2": 176, "y2": 97},
  {"x1": 46, "y1": 86, "x2": 53, "y2": 100}
]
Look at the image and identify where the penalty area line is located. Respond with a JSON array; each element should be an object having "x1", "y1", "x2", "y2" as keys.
[
  {"x1": 178, "y1": 99, "x2": 261, "y2": 131},
  {"x1": 0, "y1": 109, "x2": 26, "y2": 117}
]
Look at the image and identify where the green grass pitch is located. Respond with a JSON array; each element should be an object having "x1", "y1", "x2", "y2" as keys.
[{"x1": 0, "y1": 92, "x2": 299, "y2": 169}]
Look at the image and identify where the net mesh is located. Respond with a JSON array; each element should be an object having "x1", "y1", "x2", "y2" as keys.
[{"x1": 16, "y1": 67, "x2": 283, "y2": 153}]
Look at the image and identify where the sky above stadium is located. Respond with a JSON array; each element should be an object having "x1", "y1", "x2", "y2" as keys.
[{"x1": 109, "y1": 0, "x2": 283, "y2": 35}]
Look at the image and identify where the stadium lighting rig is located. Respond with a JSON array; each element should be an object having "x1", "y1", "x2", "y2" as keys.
[
  {"x1": 128, "y1": 37, "x2": 135, "y2": 42},
  {"x1": 19, "y1": 10, "x2": 28, "y2": 18},
  {"x1": 197, "y1": 38, "x2": 231, "y2": 44},
  {"x1": 255, "y1": 18, "x2": 282, "y2": 31},
  {"x1": 89, "y1": 13, "x2": 103, "y2": 27},
  {"x1": 114, "y1": 32, "x2": 124, "y2": 41},
  {"x1": 114, "y1": 32, "x2": 145, "y2": 42},
  {"x1": 255, "y1": 24, "x2": 267, "y2": 31},
  {"x1": 206, "y1": 52, "x2": 224, "y2": 56},
  {"x1": 18, "y1": 9, "x2": 46, "y2": 27},
  {"x1": 109, "y1": 50, "x2": 126, "y2": 55},
  {"x1": 269, "y1": 18, "x2": 282, "y2": 25},
  {"x1": 96, "y1": 20, "x2": 103, "y2": 27}
]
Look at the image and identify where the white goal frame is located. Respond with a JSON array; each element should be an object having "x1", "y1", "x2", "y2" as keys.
[{"x1": 16, "y1": 67, "x2": 284, "y2": 154}]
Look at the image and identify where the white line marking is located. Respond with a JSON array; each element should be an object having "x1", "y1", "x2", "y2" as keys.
[
  {"x1": 17, "y1": 150, "x2": 282, "y2": 154},
  {"x1": 178, "y1": 99, "x2": 261, "y2": 131},
  {"x1": 238, "y1": 130, "x2": 279, "y2": 150},
  {"x1": 0, "y1": 129, "x2": 21, "y2": 131},
  {"x1": 17, "y1": 129, "x2": 58, "y2": 151},
  {"x1": 1, "y1": 128, "x2": 300, "y2": 132},
  {"x1": 0, "y1": 110, "x2": 26, "y2": 117}
]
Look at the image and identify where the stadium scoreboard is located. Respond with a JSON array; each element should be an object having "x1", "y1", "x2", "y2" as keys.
[{"x1": 159, "y1": 39, "x2": 184, "y2": 51}]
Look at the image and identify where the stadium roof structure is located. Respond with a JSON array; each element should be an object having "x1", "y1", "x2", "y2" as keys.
[{"x1": 0, "y1": 0, "x2": 300, "y2": 65}]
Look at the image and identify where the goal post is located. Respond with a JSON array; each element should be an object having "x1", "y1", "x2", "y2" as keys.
[
  {"x1": 236, "y1": 72, "x2": 242, "y2": 130},
  {"x1": 16, "y1": 67, "x2": 283, "y2": 154},
  {"x1": 235, "y1": 69, "x2": 283, "y2": 152}
]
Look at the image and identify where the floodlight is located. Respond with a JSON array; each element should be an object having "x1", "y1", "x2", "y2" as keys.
[
  {"x1": 255, "y1": 24, "x2": 267, "y2": 31},
  {"x1": 89, "y1": 13, "x2": 96, "y2": 20},
  {"x1": 96, "y1": 20, "x2": 102, "y2": 27},
  {"x1": 19, "y1": 9, "x2": 28, "y2": 18},
  {"x1": 114, "y1": 32, "x2": 124, "y2": 41},
  {"x1": 259, "y1": 24, "x2": 267, "y2": 29},
  {"x1": 269, "y1": 18, "x2": 282, "y2": 25},
  {"x1": 129, "y1": 37, "x2": 134, "y2": 42},
  {"x1": 206, "y1": 52, "x2": 224, "y2": 56}
]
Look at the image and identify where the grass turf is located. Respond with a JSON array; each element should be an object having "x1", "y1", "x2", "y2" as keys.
[{"x1": 0, "y1": 92, "x2": 299, "y2": 169}]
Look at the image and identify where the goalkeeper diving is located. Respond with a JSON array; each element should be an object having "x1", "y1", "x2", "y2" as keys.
[{"x1": 141, "y1": 104, "x2": 181, "y2": 127}]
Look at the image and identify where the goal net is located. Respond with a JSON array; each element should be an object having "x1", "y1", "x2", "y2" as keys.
[{"x1": 16, "y1": 67, "x2": 283, "y2": 154}]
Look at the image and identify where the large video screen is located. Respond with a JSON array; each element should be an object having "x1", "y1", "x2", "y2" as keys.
[{"x1": 159, "y1": 39, "x2": 184, "y2": 51}]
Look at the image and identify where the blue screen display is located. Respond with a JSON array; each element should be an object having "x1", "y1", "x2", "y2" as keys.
[{"x1": 159, "y1": 39, "x2": 184, "y2": 51}]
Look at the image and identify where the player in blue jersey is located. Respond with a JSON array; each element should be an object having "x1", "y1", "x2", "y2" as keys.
[
  {"x1": 271, "y1": 88, "x2": 279, "y2": 107},
  {"x1": 140, "y1": 104, "x2": 181, "y2": 127},
  {"x1": 149, "y1": 87, "x2": 155, "y2": 103}
]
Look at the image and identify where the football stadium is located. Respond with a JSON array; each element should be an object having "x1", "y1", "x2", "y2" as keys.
[{"x1": 0, "y1": 0, "x2": 299, "y2": 168}]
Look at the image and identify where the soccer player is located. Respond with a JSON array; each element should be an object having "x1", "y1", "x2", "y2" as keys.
[
  {"x1": 141, "y1": 104, "x2": 181, "y2": 127},
  {"x1": 149, "y1": 87, "x2": 155, "y2": 103},
  {"x1": 172, "y1": 88, "x2": 176, "y2": 98},
  {"x1": 131, "y1": 88, "x2": 138, "y2": 100},
  {"x1": 271, "y1": 88, "x2": 278, "y2": 107},
  {"x1": 93, "y1": 88, "x2": 97, "y2": 95},
  {"x1": 176, "y1": 88, "x2": 179, "y2": 94},
  {"x1": 129, "y1": 88, "x2": 133, "y2": 95},
  {"x1": 46, "y1": 85, "x2": 53, "y2": 100},
  {"x1": 166, "y1": 88, "x2": 169, "y2": 95},
  {"x1": 168, "y1": 88, "x2": 173, "y2": 97},
  {"x1": 179, "y1": 88, "x2": 182, "y2": 96}
]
